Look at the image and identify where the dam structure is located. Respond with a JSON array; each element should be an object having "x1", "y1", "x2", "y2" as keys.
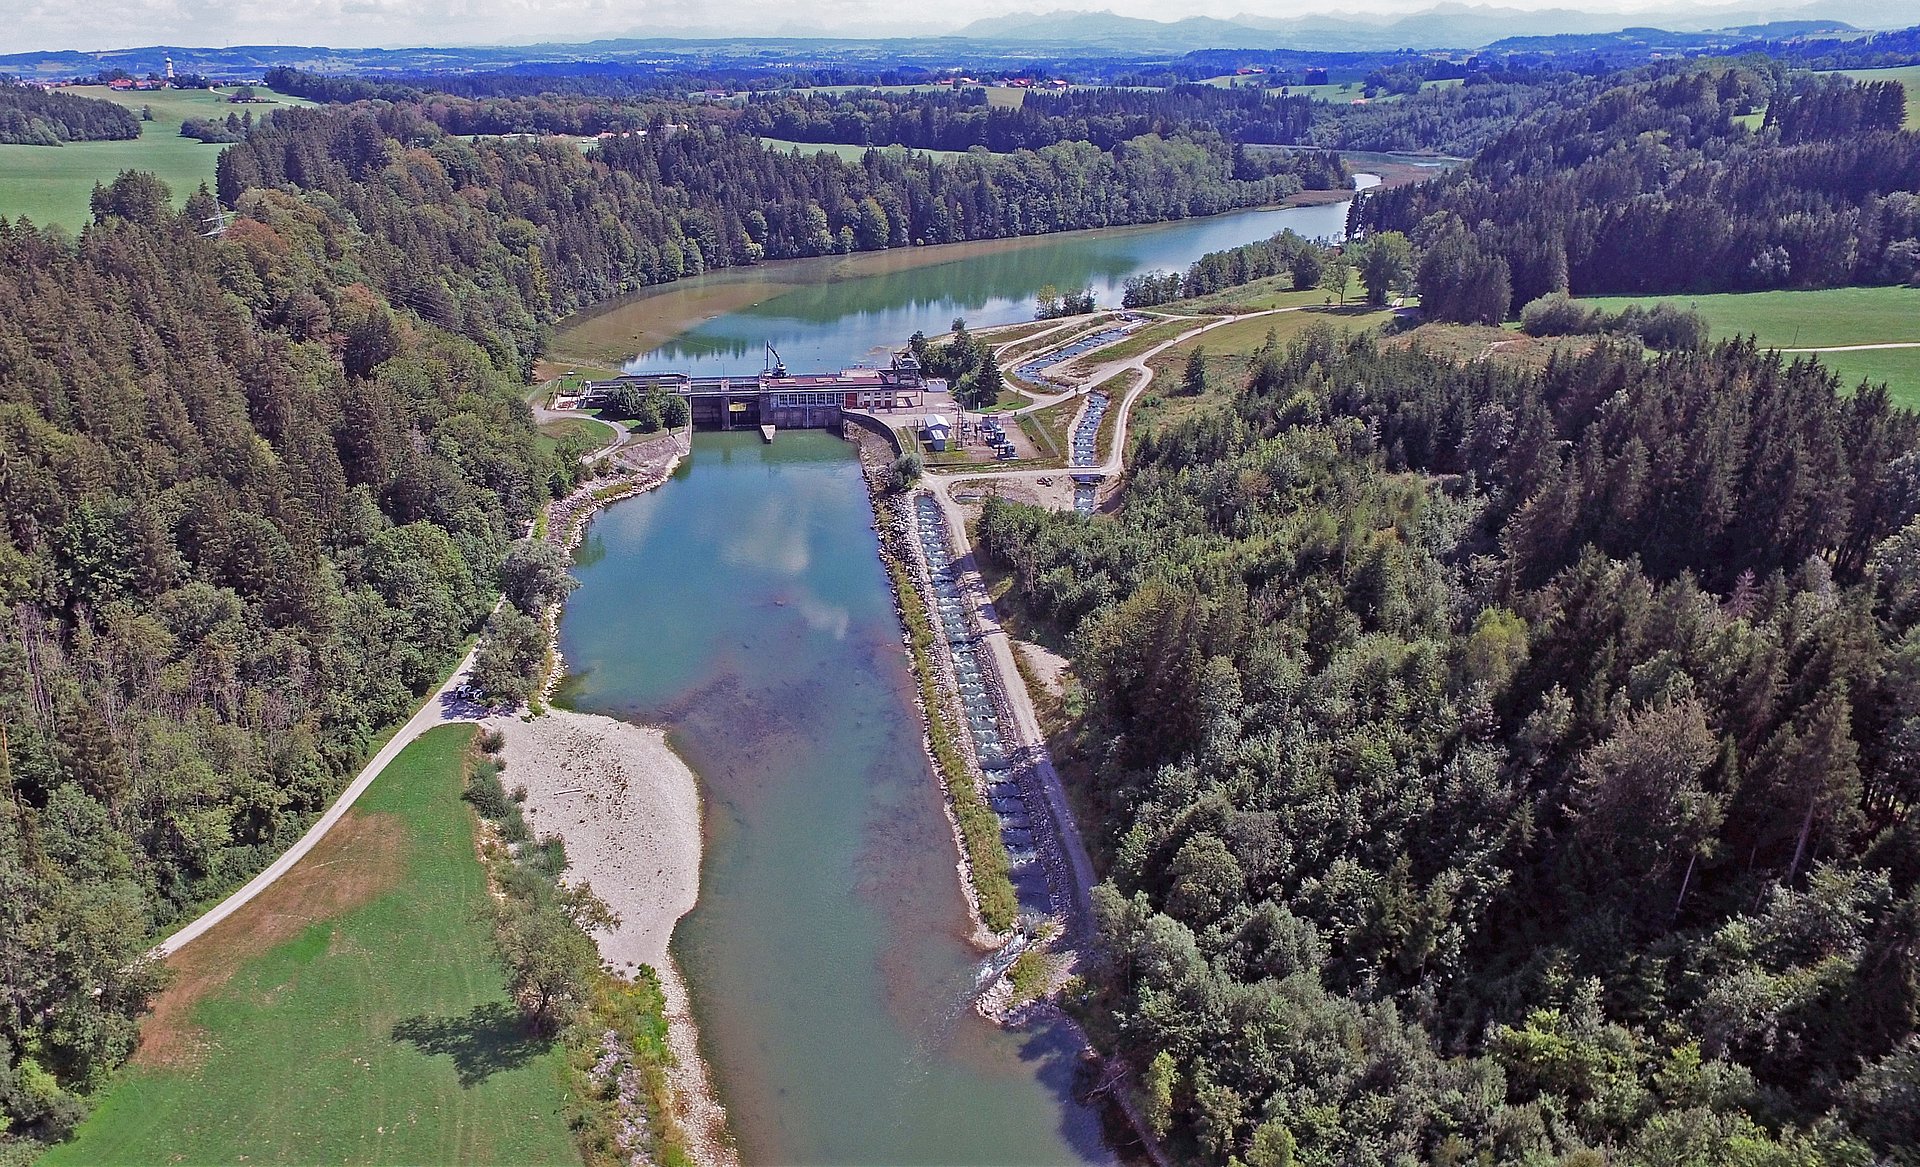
[{"x1": 573, "y1": 349, "x2": 928, "y2": 431}]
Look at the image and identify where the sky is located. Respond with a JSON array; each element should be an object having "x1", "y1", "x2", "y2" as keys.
[{"x1": 0, "y1": 0, "x2": 1852, "y2": 54}]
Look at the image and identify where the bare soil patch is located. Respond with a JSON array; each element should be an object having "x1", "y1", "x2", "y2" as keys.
[
  {"x1": 1386, "y1": 322, "x2": 1596, "y2": 371},
  {"x1": 132, "y1": 811, "x2": 407, "y2": 1070}
]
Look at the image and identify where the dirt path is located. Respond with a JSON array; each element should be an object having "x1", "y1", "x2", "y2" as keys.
[
  {"x1": 157, "y1": 422, "x2": 672, "y2": 962},
  {"x1": 931, "y1": 305, "x2": 1297, "y2": 493},
  {"x1": 1780, "y1": 341, "x2": 1920, "y2": 352},
  {"x1": 154, "y1": 643, "x2": 491, "y2": 958}
]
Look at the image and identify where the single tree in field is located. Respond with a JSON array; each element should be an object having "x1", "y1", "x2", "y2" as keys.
[
  {"x1": 1320, "y1": 254, "x2": 1353, "y2": 306},
  {"x1": 974, "y1": 356, "x2": 1005, "y2": 407},
  {"x1": 1357, "y1": 231, "x2": 1414, "y2": 307},
  {"x1": 661, "y1": 393, "x2": 690, "y2": 430},
  {"x1": 1182, "y1": 347, "x2": 1209, "y2": 396},
  {"x1": 1290, "y1": 245, "x2": 1324, "y2": 292},
  {"x1": 495, "y1": 900, "x2": 600, "y2": 1034}
]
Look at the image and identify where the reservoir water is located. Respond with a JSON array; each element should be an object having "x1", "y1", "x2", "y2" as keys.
[
  {"x1": 576, "y1": 188, "x2": 1371, "y2": 379},
  {"x1": 554, "y1": 185, "x2": 1378, "y2": 1164}
]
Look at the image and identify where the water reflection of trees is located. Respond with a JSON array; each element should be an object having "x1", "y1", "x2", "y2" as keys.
[{"x1": 626, "y1": 203, "x2": 1357, "y2": 375}]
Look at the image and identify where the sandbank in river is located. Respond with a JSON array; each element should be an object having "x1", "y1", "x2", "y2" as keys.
[{"x1": 487, "y1": 707, "x2": 737, "y2": 1167}]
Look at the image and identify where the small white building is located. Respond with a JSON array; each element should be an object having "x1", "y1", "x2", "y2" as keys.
[{"x1": 922, "y1": 414, "x2": 953, "y2": 452}]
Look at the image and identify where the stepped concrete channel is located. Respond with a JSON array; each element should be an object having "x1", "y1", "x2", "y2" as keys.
[
  {"x1": 908, "y1": 492, "x2": 1081, "y2": 928},
  {"x1": 1010, "y1": 318, "x2": 1131, "y2": 516},
  {"x1": 1010, "y1": 317, "x2": 1142, "y2": 392},
  {"x1": 1069, "y1": 392, "x2": 1110, "y2": 515}
]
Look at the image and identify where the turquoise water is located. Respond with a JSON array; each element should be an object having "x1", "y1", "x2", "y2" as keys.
[
  {"x1": 559, "y1": 433, "x2": 1111, "y2": 1165},
  {"x1": 555, "y1": 194, "x2": 1382, "y2": 1164}
]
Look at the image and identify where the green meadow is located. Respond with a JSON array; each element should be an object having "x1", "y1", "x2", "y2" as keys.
[
  {"x1": 1833, "y1": 64, "x2": 1920, "y2": 130},
  {"x1": 1173, "y1": 304, "x2": 1401, "y2": 359},
  {"x1": 0, "y1": 85, "x2": 309, "y2": 230},
  {"x1": 1579, "y1": 285, "x2": 1920, "y2": 407},
  {"x1": 1197, "y1": 76, "x2": 1462, "y2": 103},
  {"x1": 46, "y1": 725, "x2": 581, "y2": 1167},
  {"x1": 758, "y1": 136, "x2": 976, "y2": 162}
]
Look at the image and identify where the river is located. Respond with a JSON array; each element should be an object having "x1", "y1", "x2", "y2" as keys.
[{"x1": 554, "y1": 185, "x2": 1377, "y2": 1165}]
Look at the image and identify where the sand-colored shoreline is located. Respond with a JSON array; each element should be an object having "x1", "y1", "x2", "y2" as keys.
[
  {"x1": 486, "y1": 705, "x2": 739, "y2": 1167},
  {"x1": 488, "y1": 710, "x2": 699, "y2": 973}
]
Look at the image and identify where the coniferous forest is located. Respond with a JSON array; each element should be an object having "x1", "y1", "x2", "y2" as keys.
[
  {"x1": 1352, "y1": 66, "x2": 1920, "y2": 311},
  {"x1": 978, "y1": 330, "x2": 1920, "y2": 1163},
  {"x1": 0, "y1": 82, "x2": 142, "y2": 145}
]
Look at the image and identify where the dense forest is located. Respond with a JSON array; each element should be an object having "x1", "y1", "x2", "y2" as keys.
[
  {"x1": 737, "y1": 85, "x2": 1324, "y2": 152},
  {"x1": 737, "y1": 67, "x2": 1578, "y2": 161},
  {"x1": 979, "y1": 329, "x2": 1920, "y2": 1163},
  {"x1": 1352, "y1": 66, "x2": 1920, "y2": 307},
  {"x1": 0, "y1": 84, "x2": 1339, "y2": 1152},
  {"x1": 215, "y1": 102, "x2": 1316, "y2": 355},
  {"x1": 262, "y1": 61, "x2": 1554, "y2": 162},
  {"x1": 0, "y1": 83, "x2": 140, "y2": 145},
  {"x1": 6, "y1": 44, "x2": 1919, "y2": 1158},
  {"x1": 0, "y1": 171, "x2": 561, "y2": 1146},
  {"x1": 1299, "y1": 72, "x2": 1565, "y2": 156},
  {"x1": 178, "y1": 112, "x2": 253, "y2": 144}
]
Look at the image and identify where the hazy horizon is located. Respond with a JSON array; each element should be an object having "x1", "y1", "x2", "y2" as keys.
[{"x1": 1, "y1": 0, "x2": 1888, "y2": 57}]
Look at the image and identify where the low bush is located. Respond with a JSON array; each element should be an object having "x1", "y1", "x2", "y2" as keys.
[{"x1": 1520, "y1": 292, "x2": 1708, "y2": 350}]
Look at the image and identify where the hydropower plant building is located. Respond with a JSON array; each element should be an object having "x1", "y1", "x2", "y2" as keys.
[{"x1": 572, "y1": 351, "x2": 928, "y2": 431}]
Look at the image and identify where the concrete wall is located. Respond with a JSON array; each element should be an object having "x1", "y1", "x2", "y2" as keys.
[{"x1": 841, "y1": 409, "x2": 905, "y2": 456}]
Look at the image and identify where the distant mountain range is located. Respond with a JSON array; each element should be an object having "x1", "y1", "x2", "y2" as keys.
[
  {"x1": 0, "y1": 0, "x2": 1912, "y2": 82},
  {"x1": 953, "y1": 1, "x2": 1911, "y2": 52}
]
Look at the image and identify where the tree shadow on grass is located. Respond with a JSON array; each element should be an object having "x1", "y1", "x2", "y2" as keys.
[{"x1": 391, "y1": 1002, "x2": 550, "y2": 1087}]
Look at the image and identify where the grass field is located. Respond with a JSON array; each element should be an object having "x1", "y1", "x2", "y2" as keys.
[
  {"x1": 1179, "y1": 270, "x2": 1365, "y2": 315},
  {"x1": 1061, "y1": 317, "x2": 1198, "y2": 372},
  {"x1": 1175, "y1": 304, "x2": 1400, "y2": 358},
  {"x1": 0, "y1": 85, "x2": 309, "y2": 229},
  {"x1": 1579, "y1": 286, "x2": 1920, "y2": 406},
  {"x1": 1198, "y1": 76, "x2": 1462, "y2": 104},
  {"x1": 537, "y1": 414, "x2": 621, "y2": 458},
  {"x1": 1833, "y1": 65, "x2": 1920, "y2": 130},
  {"x1": 982, "y1": 318, "x2": 1078, "y2": 348},
  {"x1": 1388, "y1": 322, "x2": 1600, "y2": 373},
  {"x1": 976, "y1": 388, "x2": 1036, "y2": 413},
  {"x1": 1019, "y1": 397, "x2": 1077, "y2": 462},
  {"x1": 759, "y1": 136, "x2": 974, "y2": 162},
  {"x1": 48, "y1": 725, "x2": 582, "y2": 1167},
  {"x1": 1134, "y1": 305, "x2": 1400, "y2": 436}
]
